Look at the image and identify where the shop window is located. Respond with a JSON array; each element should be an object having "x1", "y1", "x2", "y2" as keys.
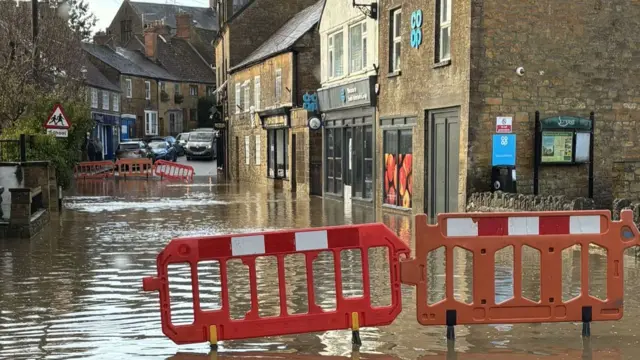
[
  {"x1": 267, "y1": 129, "x2": 288, "y2": 178},
  {"x1": 325, "y1": 127, "x2": 343, "y2": 195},
  {"x1": 383, "y1": 128, "x2": 412, "y2": 208}
]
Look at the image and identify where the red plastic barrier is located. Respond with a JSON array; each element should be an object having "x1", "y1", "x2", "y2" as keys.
[
  {"x1": 153, "y1": 160, "x2": 195, "y2": 182},
  {"x1": 73, "y1": 160, "x2": 115, "y2": 179},
  {"x1": 143, "y1": 224, "x2": 410, "y2": 345},
  {"x1": 115, "y1": 158, "x2": 153, "y2": 178}
]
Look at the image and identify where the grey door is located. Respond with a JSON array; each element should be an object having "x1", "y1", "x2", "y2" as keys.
[{"x1": 427, "y1": 109, "x2": 460, "y2": 224}]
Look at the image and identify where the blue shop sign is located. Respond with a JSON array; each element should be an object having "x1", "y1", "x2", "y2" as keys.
[
  {"x1": 92, "y1": 112, "x2": 120, "y2": 126},
  {"x1": 492, "y1": 134, "x2": 516, "y2": 166}
]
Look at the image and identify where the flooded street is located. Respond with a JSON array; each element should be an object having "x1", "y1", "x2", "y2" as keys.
[{"x1": 1, "y1": 178, "x2": 640, "y2": 359}]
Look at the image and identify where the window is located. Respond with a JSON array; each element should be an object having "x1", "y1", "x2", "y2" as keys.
[
  {"x1": 145, "y1": 111, "x2": 158, "y2": 135},
  {"x1": 145, "y1": 81, "x2": 151, "y2": 100},
  {"x1": 120, "y1": 20, "x2": 132, "y2": 43},
  {"x1": 169, "y1": 113, "x2": 176, "y2": 134},
  {"x1": 267, "y1": 129, "x2": 288, "y2": 178},
  {"x1": 235, "y1": 83, "x2": 240, "y2": 114},
  {"x1": 91, "y1": 88, "x2": 98, "y2": 108},
  {"x1": 245, "y1": 136, "x2": 250, "y2": 165},
  {"x1": 160, "y1": 82, "x2": 165, "y2": 92},
  {"x1": 189, "y1": 108, "x2": 197, "y2": 123},
  {"x1": 325, "y1": 128, "x2": 342, "y2": 195},
  {"x1": 255, "y1": 135, "x2": 261, "y2": 165},
  {"x1": 254, "y1": 76, "x2": 261, "y2": 110},
  {"x1": 174, "y1": 83, "x2": 180, "y2": 94},
  {"x1": 325, "y1": 125, "x2": 373, "y2": 199},
  {"x1": 125, "y1": 79, "x2": 132, "y2": 98},
  {"x1": 383, "y1": 128, "x2": 413, "y2": 208},
  {"x1": 102, "y1": 91, "x2": 109, "y2": 110},
  {"x1": 275, "y1": 69, "x2": 282, "y2": 102},
  {"x1": 328, "y1": 31, "x2": 344, "y2": 78},
  {"x1": 207, "y1": 86, "x2": 215, "y2": 96},
  {"x1": 190, "y1": 85, "x2": 198, "y2": 96},
  {"x1": 243, "y1": 83, "x2": 250, "y2": 112},
  {"x1": 437, "y1": 0, "x2": 451, "y2": 61},
  {"x1": 112, "y1": 93, "x2": 119, "y2": 112},
  {"x1": 390, "y1": 9, "x2": 402, "y2": 71},
  {"x1": 349, "y1": 22, "x2": 367, "y2": 73}
]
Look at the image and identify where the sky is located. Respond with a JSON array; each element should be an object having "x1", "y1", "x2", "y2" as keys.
[{"x1": 87, "y1": 0, "x2": 210, "y2": 33}]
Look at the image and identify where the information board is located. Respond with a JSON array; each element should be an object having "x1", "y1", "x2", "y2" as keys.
[{"x1": 541, "y1": 131, "x2": 573, "y2": 163}]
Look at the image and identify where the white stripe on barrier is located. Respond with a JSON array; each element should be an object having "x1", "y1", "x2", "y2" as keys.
[
  {"x1": 295, "y1": 230, "x2": 328, "y2": 251},
  {"x1": 508, "y1": 216, "x2": 539, "y2": 235},
  {"x1": 231, "y1": 235, "x2": 265, "y2": 256},
  {"x1": 446, "y1": 218, "x2": 478, "y2": 237},
  {"x1": 570, "y1": 215, "x2": 600, "y2": 234}
]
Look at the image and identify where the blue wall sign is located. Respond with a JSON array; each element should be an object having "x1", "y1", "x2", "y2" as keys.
[
  {"x1": 492, "y1": 134, "x2": 516, "y2": 166},
  {"x1": 302, "y1": 92, "x2": 318, "y2": 112},
  {"x1": 410, "y1": 10, "x2": 423, "y2": 49}
]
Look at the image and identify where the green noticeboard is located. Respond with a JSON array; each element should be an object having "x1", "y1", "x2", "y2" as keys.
[{"x1": 541, "y1": 131, "x2": 573, "y2": 163}]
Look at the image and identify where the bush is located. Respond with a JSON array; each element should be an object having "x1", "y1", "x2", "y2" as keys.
[{"x1": 0, "y1": 97, "x2": 93, "y2": 189}]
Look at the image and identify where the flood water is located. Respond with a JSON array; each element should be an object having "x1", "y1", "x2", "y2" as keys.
[{"x1": 1, "y1": 178, "x2": 640, "y2": 360}]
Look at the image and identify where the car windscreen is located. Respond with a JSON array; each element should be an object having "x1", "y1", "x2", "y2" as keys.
[
  {"x1": 149, "y1": 142, "x2": 168, "y2": 149},
  {"x1": 177, "y1": 133, "x2": 189, "y2": 141},
  {"x1": 118, "y1": 143, "x2": 141, "y2": 151},
  {"x1": 189, "y1": 132, "x2": 213, "y2": 142}
]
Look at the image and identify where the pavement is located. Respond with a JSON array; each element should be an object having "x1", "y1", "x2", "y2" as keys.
[{"x1": 176, "y1": 155, "x2": 218, "y2": 176}]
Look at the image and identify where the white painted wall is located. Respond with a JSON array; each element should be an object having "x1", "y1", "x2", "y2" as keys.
[{"x1": 319, "y1": 0, "x2": 378, "y2": 88}]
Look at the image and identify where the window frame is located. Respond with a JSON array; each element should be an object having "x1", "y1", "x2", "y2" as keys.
[
  {"x1": 267, "y1": 128, "x2": 288, "y2": 179},
  {"x1": 91, "y1": 88, "x2": 98, "y2": 108},
  {"x1": 275, "y1": 69, "x2": 282, "y2": 102},
  {"x1": 255, "y1": 135, "x2": 261, "y2": 165},
  {"x1": 328, "y1": 30, "x2": 344, "y2": 78},
  {"x1": 144, "y1": 110, "x2": 158, "y2": 136},
  {"x1": 112, "y1": 93, "x2": 119, "y2": 112},
  {"x1": 144, "y1": 81, "x2": 151, "y2": 100},
  {"x1": 349, "y1": 21, "x2": 367, "y2": 73},
  {"x1": 382, "y1": 126, "x2": 413, "y2": 209},
  {"x1": 390, "y1": 8, "x2": 402, "y2": 72},
  {"x1": 437, "y1": 0, "x2": 452, "y2": 62},
  {"x1": 125, "y1": 79, "x2": 132, "y2": 98},
  {"x1": 235, "y1": 83, "x2": 241, "y2": 114},
  {"x1": 243, "y1": 82, "x2": 250, "y2": 113},
  {"x1": 190, "y1": 85, "x2": 198, "y2": 96},
  {"x1": 102, "y1": 91, "x2": 110, "y2": 110},
  {"x1": 254, "y1": 76, "x2": 261, "y2": 110}
]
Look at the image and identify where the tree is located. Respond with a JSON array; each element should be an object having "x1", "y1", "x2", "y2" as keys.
[{"x1": 60, "y1": 0, "x2": 98, "y2": 41}]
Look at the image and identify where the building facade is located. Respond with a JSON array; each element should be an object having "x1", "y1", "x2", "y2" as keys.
[
  {"x1": 84, "y1": 62, "x2": 122, "y2": 159},
  {"x1": 377, "y1": 0, "x2": 640, "y2": 217},
  {"x1": 227, "y1": 0, "x2": 324, "y2": 194},
  {"x1": 317, "y1": 0, "x2": 379, "y2": 205}
]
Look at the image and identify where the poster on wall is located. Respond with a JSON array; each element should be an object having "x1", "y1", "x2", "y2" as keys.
[
  {"x1": 541, "y1": 131, "x2": 573, "y2": 163},
  {"x1": 384, "y1": 153, "x2": 413, "y2": 208}
]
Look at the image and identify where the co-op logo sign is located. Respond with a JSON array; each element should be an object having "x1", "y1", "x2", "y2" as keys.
[{"x1": 410, "y1": 10, "x2": 423, "y2": 49}]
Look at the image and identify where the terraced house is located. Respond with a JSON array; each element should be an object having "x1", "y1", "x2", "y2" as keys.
[{"x1": 84, "y1": 62, "x2": 122, "y2": 160}]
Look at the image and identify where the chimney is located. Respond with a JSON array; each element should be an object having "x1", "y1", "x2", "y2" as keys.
[
  {"x1": 144, "y1": 21, "x2": 165, "y2": 59},
  {"x1": 93, "y1": 31, "x2": 111, "y2": 46},
  {"x1": 175, "y1": 12, "x2": 192, "y2": 40}
]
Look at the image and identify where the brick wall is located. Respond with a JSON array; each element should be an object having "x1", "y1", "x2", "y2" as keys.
[
  {"x1": 377, "y1": 0, "x2": 472, "y2": 214},
  {"x1": 468, "y1": 0, "x2": 640, "y2": 208},
  {"x1": 467, "y1": 191, "x2": 596, "y2": 213}
]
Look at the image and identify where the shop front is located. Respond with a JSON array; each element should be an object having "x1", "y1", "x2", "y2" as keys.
[
  {"x1": 317, "y1": 76, "x2": 376, "y2": 202},
  {"x1": 259, "y1": 108, "x2": 291, "y2": 180},
  {"x1": 91, "y1": 112, "x2": 120, "y2": 160}
]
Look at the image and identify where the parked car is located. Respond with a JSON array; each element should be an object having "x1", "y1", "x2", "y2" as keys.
[
  {"x1": 115, "y1": 141, "x2": 148, "y2": 159},
  {"x1": 148, "y1": 141, "x2": 178, "y2": 162},
  {"x1": 175, "y1": 132, "x2": 190, "y2": 156},
  {"x1": 185, "y1": 131, "x2": 216, "y2": 161}
]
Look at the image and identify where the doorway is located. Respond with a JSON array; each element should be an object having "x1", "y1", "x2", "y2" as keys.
[
  {"x1": 426, "y1": 108, "x2": 460, "y2": 224},
  {"x1": 235, "y1": 136, "x2": 239, "y2": 180},
  {"x1": 344, "y1": 128, "x2": 353, "y2": 202},
  {"x1": 291, "y1": 134, "x2": 297, "y2": 191}
]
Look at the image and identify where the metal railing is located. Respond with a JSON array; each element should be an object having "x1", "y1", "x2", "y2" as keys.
[{"x1": 0, "y1": 134, "x2": 27, "y2": 162}]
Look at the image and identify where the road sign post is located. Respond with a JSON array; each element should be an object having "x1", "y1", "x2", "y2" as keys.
[{"x1": 44, "y1": 104, "x2": 71, "y2": 138}]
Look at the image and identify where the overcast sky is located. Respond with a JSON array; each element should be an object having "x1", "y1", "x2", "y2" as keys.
[{"x1": 88, "y1": 0, "x2": 210, "y2": 32}]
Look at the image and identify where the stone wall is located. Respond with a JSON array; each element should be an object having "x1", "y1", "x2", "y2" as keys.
[
  {"x1": 467, "y1": 191, "x2": 596, "y2": 213},
  {"x1": 612, "y1": 160, "x2": 640, "y2": 200}
]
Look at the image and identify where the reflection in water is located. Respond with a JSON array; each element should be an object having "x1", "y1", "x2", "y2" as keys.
[{"x1": 0, "y1": 178, "x2": 639, "y2": 359}]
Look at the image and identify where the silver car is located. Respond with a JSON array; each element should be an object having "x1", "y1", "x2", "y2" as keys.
[{"x1": 185, "y1": 131, "x2": 216, "y2": 161}]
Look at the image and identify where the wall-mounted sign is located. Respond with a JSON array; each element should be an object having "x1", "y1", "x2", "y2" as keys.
[
  {"x1": 410, "y1": 10, "x2": 423, "y2": 48},
  {"x1": 495, "y1": 116, "x2": 512, "y2": 133},
  {"x1": 317, "y1": 76, "x2": 376, "y2": 111},
  {"x1": 308, "y1": 117, "x2": 322, "y2": 130},
  {"x1": 303, "y1": 92, "x2": 318, "y2": 112},
  {"x1": 492, "y1": 134, "x2": 516, "y2": 166},
  {"x1": 263, "y1": 115, "x2": 288, "y2": 129},
  {"x1": 213, "y1": 122, "x2": 226, "y2": 130}
]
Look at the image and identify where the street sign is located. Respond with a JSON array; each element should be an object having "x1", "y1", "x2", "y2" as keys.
[
  {"x1": 44, "y1": 104, "x2": 71, "y2": 138},
  {"x1": 492, "y1": 134, "x2": 516, "y2": 166},
  {"x1": 496, "y1": 116, "x2": 513, "y2": 133}
]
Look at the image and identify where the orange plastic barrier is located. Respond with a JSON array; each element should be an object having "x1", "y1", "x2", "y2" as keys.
[
  {"x1": 143, "y1": 224, "x2": 410, "y2": 345},
  {"x1": 73, "y1": 160, "x2": 115, "y2": 179},
  {"x1": 153, "y1": 159, "x2": 195, "y2": 182},
  {"x1": 114, "y1": 158, "x2": 153, "y2": 178},
  {"x1": 401, "y1": 209, "x2": 638, "y2": 339}
]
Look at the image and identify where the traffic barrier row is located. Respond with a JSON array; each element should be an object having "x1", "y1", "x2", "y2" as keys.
[
  {"x1": 143, "y1": 209, "x2": 640, "y2": 346},
  {"x1": 73, "y1": 160, "x2": 115, "y2": 179},
  {"x1": 73, "y1": 159, "x2": 195, "y2": 182},
  {"x1": 153, "y1": 159, "x2": 195, "y2": 182}
]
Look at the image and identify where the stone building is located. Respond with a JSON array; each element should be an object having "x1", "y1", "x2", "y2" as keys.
[
  {"x1": 377, "y1": 0, "x2": 640, "y2": 217},
  {"x1": 84, "y1": 61, "x2": 122, "y2": 159},
  {"x1": 317, "y1": 0, "x2": 379, "y2": 206},
  {"x1": 227, "y1": 0, "x2": 323, "y2": 194}
]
